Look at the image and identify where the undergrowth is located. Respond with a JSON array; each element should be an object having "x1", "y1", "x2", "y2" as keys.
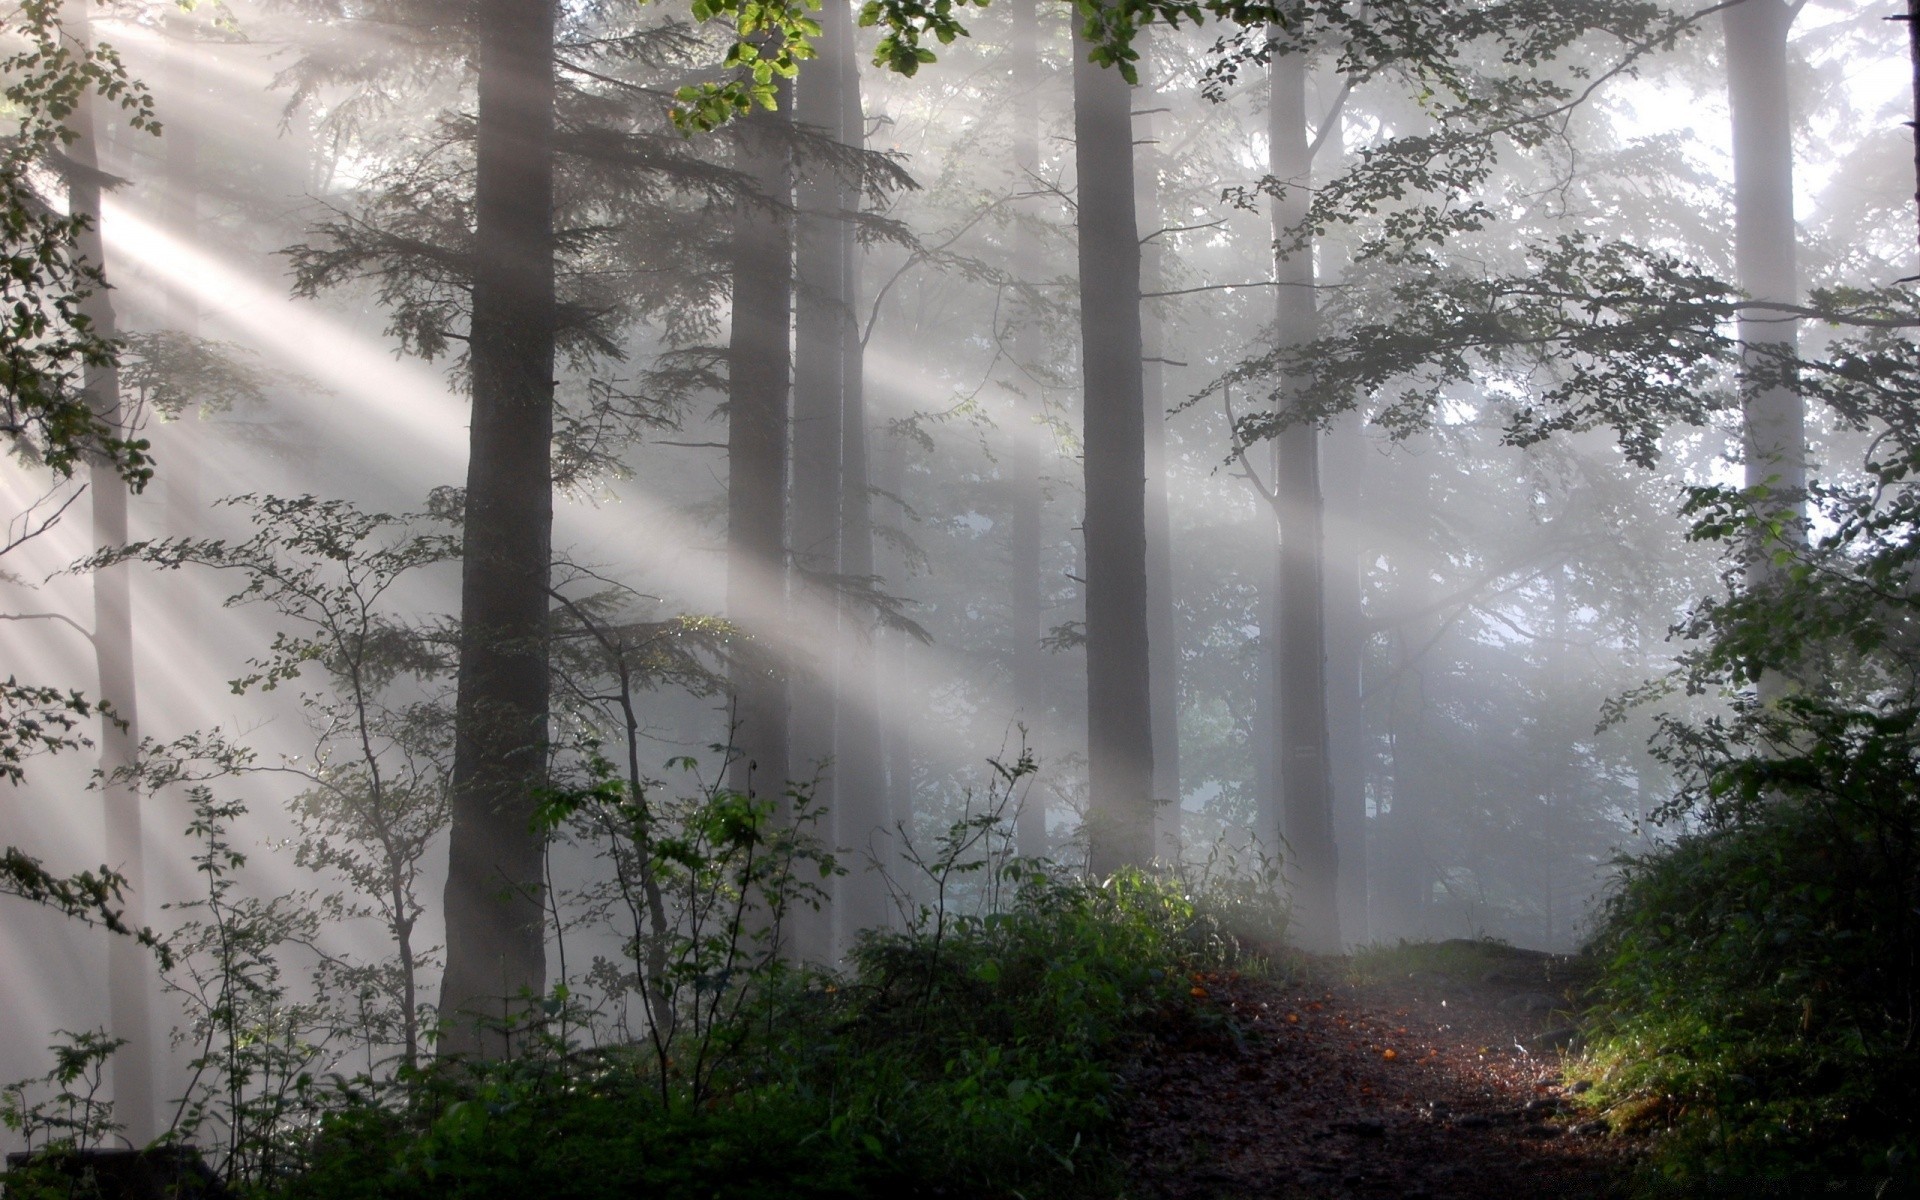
[
  {"x1": 271, "y1": 867, "x2": 1274, "y2": 1200},
  {"x1": 1576, "y1": 785, "x2": 1920, "y2": 1190}
]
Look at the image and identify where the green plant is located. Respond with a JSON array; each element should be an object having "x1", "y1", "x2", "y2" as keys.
[{"x1": 1, "y1": 1030, "x2": 126, "y2": 1154}]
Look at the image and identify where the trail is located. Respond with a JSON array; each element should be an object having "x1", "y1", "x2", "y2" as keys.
[{"x1": 1120, "y1": 947, "x2": 1637, "y2": 1200}]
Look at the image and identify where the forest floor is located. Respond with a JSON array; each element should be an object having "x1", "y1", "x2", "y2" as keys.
[{"x1": 1118, "y1": 946, "x2": 1640, "y2": 1200}]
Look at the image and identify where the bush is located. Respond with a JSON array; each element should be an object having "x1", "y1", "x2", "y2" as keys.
[
  {"x1": 1579, "y1": 767, "x2": 1920, "y2": 1187},
  {"x1": 274, "y1": 868, "x2": 1244, "y2": 1200}
]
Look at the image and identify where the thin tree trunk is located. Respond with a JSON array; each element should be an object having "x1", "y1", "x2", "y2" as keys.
[
  {"x1": 1073, "y1": 16, "x2": 1154, "y2": 877},
  {"x1": 1315, "y1": 83, "x2": 1367, "y2": 945},
  {"x1": 832, "y1": 3, "x2": 889, "y2": 941},
  {"x1": 1009, "y1": 0, "x2": 1050, "y2": 859},
  {"x1": 437, "y1": 0, "x2": 557, "y2": 1059},
  {"x1": 69, "y1": 0, "x2": 154, "y2": 1134},
  {"x1": 1907, "y1": 0, "x2": 1920, "y2": 252},
  {"x1": 790, "y1": 25, "x2": 848, "y2": 961},
  {"x1": 725, "y1": 89, "x2": 794, "y2": 829},
  {"x1": 1137, "y1": 101, "x2": 1180, "y2": 865},
  {"x1": 1725, "y1": 0, "x2": 1803, "y2": 565},
  {"x1": 1269, "y1": 44, "x2": 1338, "y2": 952},
  {"x1": 1322, "y1": 405, "x2": 1368, "y2": 945}
]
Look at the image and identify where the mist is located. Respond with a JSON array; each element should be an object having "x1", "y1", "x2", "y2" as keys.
[{"x1": 3, "y1": 0, "x2": 1916, "y2": 1190}]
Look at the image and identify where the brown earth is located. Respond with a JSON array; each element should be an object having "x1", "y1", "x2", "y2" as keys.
[{"x1": 1117, "y1": 949, "x2": 1638, "y2": 1200}]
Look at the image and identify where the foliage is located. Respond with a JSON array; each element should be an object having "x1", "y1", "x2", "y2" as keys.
[
  {"x1": 1, "y1": 1029, "x2": 125, "y2": 1154},
  {"x1": 1, "y1": 0, "x2": 156, "y2": 484},
  {"x1": 274, "y1": 865, "x2": 1239, "y2": 1200},
  {"x1": 538, "y1": 749, "x2": 841, "y2": 1104},
  {"x1": 93, "y1": 493, "x2": 462, "y2": 1070},
  {"x1": 0, "y1": 0, "x2": 169, "y2": 965},
  {"x1": 163, "y1": 787, "x2": 333, "y2": 1188},
  {"x1": 1579, "y1": 325, "x2": 1920, "y2": 1185}
]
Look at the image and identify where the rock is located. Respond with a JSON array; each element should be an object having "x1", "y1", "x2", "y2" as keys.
[
  {"x1": 1452, "y1": 1113, "x2": 1493, "y2": 1130},
  {"x1": 1569, "y1": 1079, "x2": 1593, "y2": 1094},
  {"x1": 1524, "y1": 1097, "x2": 1567, "y2": 1115},
  {"x1": 1572, "y1": 1119, "x2": 1610, "y2": 1137}
]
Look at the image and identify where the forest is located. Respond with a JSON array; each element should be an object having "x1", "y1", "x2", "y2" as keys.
[{"x1": 2, "y1": 0, "x2": 1917, "y2": 1194}]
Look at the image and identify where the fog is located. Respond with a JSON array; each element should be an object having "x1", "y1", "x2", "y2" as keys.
[{"x1": 2, "y1": 0, "x2": 1912, "y2": 1156}]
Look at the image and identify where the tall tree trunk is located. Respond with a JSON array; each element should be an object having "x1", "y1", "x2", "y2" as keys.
[
  {"x1": 1314, "y1": 85, "x2": 1367, "y2": 945},
  {"x1": 831, "y1": 3, "x2": 889, "y2": 941},
  {"x1": 790, "y1": 25, "x2": 848, "y2": 961},
  {"x1": 1907, "y1": 0, "x2": 1920, "y2": 252},
  {"x1": 160, "y1": 3, "x2": 202, "y2": 538},
  {"x1": 872, "y1": 392, "x2": 916, "y2": 872},
  {"x1": 1725, "y1": 0, "x2": 1803, "y2": 579},
  {"x1": 69, "y1": 0, "x2": 154, "y2": 1136},
  {"x1": 1137, "y1": 101, "x2": 1180, "y2": 865},
  {"x1": 1072, "y1": 16, "x2": 1154, "y2": 877},
  {"x1": 437, "y1": 0, "x2": 557, "y2": 1059},
  {"x1": 725, "y1": 87, "x2": 794, "y2": 854},
  {"x1": 1269, "y1": 44, "x2": 1338, "y2": 952},
  {"x1": 1009, "y1": 0, "x2": 1050, "y2": 859},
  {"x1": 1322, "y1": 405, "x2": 1368, "y2": 944}
]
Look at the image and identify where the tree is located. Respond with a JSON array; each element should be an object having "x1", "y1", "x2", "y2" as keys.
[
  {"x1": 724, "y1": 88, "x2": 796, "y2": 836},
  {"x1": 1006, "y1": 0, "x2": 1052, "y2": 861},
  {"x1": 1137, "y1": 66, "x2": 1182, "y2": 864},
  {"x1": 436, "y1": 0, "x2": 559, "y2": 1057},
  {"x1": 829, "y1": 2, "x2": 892, "y2": 941},
  {"x1": 1265, "y1": 35, "x2": 1336, "y2": 951},
  {"x1": 1724, "y1": 0, "x2": 1805, "y2": 613},
  {"x1": 64, "y1": 0, "x2": 157, "y2": 1137},
  {"x1": 1073, "y1": 10, "x2": 1154, "y2": 876}
]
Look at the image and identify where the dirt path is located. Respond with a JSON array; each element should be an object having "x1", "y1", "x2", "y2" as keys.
[{"x1": 1118, "y1": 953, "x2": 1638, "y2": 1199}]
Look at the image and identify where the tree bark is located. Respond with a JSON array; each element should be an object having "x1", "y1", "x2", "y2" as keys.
[
  {"x1": 1269, "y1": 44, "x2": 1338, "y2": 952},
  {"x1": 436, "y1": 0, "x2": 558, "y2": 1059},
  {"x1": 1073, "y1": 15, "x2": 1155, "y2": 877},
  {"x1": 69, "y1": 0, "x2": 155, "y2": 1135}
]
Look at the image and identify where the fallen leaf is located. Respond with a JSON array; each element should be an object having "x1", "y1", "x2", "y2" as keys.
[{"x1": 1382, "y1": 1049, "x2": 1398, "y2": 1061}]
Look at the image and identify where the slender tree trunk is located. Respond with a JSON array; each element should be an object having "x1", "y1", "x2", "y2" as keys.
[
  {"x1": 1269, "y1": 44, "x2": 1338, "y2": 952},
  {"x1": 437, "y1": 0, "x2": 557, "y2": 1059},
  {"x1": 1322, "y1": 405, "x2": 1368, "y2": 945},
  {"x1": 1725, "y1": 0, "x2": 1803, "y2": 561},
  {"x1": 69, "y1": 0, "x2": 154, "y2": 1134},
  {"x1": 1907, "y1": 0, "x2": 1920, "y2": 252},
  {"x1": 790, "y1": 23, "x2": 849, "y2": 961},
  {"x1": 725, "y1": 89, "x2": 794, "y2": 826},
  {"x1": 831, "y1": 4, "x2": 889, "y2": 941},
  {"x1": 1073, "y1": 16, "x2": 1154, "y2": 877},
  {"x1": 160, "y1": 4, "x2": 203, "y2": 538},
  {"x1": 870, "y1": 408, "x2": 917, "y2": 878},
  {"x1": 1314, "y1": 84, "x2": 1367, "y2": 945},
  {"x1": 1008, "y1": 0, "x2": 1050, "y2": 859},
  {"x1": 1137, "y1": 100, "x2": 1180, "y2": 865}
]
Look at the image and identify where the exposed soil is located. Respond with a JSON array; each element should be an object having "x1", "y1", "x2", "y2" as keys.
[{"x1": 1118, "y1": 947, "x2": 1639, "y2": 1199}]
